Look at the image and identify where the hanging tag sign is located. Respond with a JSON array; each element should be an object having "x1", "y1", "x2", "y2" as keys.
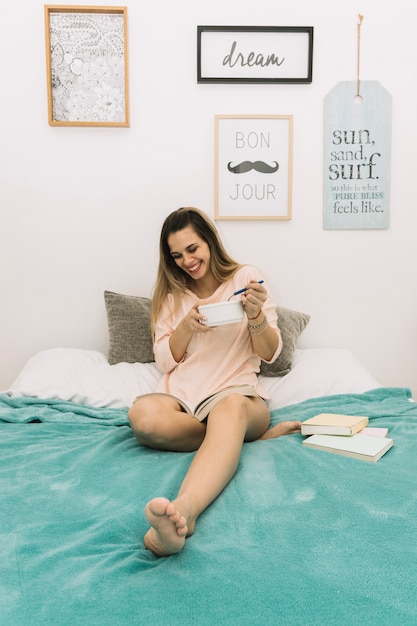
[{"x1": 323, "y1": 81, "x2": 392, "y2": 229}]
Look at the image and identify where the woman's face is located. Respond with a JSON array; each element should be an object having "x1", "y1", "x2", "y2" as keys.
[{"x1": 168, "y1": 226, "x2": 212, "y2": 282}]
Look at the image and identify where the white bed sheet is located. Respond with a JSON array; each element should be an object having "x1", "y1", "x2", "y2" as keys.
[
  {"x1": 4, "y1": 347, "x2": 381, "y2": 410},
  {"x1": 260, "y1": 347, "x2": 381, "y2": 410}
]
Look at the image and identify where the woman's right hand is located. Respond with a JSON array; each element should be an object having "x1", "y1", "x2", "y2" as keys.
[
  {"x1": 170, "y1": 304, "x2": 212, "y2": 362},
  {"x1": 181, "y1": 304, "x2": 213, "y2": 334}
]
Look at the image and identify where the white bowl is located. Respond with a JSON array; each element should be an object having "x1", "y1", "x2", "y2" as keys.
[{"x1": 198, "y1": 301, "x2": 244, "y2": 327}]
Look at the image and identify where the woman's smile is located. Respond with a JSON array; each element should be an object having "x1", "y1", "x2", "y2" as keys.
[
  {"x1": 168, "y1": 227, "x2": 211, "y2": 282},
  {"x1": 186, "y1": 261, "x2": 203, "y2": 275}
]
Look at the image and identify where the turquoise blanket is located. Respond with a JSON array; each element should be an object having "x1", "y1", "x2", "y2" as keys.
[{"x1": 1, "y1": 388, "x2": 416, "y2": 625}]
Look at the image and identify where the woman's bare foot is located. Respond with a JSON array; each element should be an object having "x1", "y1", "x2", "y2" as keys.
[
  {"x1": 144, "y1": 497, "x2": 188, "y2": 557},
  {"x1": 259, "y1": 420, "x2": 302, "y2": 440}
]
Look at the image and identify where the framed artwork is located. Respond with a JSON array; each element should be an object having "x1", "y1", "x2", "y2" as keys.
[
  {"x1": 214, "y1": 114, "x2": 293, "y2": 220},
  {"x1": 44, "y1": 5, "x2": 129, "y2": 127},
  {"x1": 198, "y1": 26, "x2": 313, "y2": 84}
]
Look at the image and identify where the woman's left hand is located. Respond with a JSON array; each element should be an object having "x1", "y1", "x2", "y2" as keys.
[{"x1": 241, "y1": 280, "x2": 267, "y2": 320}]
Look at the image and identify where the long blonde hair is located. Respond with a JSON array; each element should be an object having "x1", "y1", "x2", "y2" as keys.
[{"x1": 151, "y1": 207, "x2": 241, "y2": 332}]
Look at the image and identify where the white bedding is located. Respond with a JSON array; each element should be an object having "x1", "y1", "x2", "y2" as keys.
[{"x1": 5, "y1": 347, "x2": 381, "y2": 410}]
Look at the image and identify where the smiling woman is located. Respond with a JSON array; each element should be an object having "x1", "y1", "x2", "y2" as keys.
[{"x1": 127, "y1": 206, "x2": 300, "y2": 556}]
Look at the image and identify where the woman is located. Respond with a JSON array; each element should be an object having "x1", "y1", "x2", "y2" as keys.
[{"x1": 128, "y1": 207, "x2": 300, "y2": 557}]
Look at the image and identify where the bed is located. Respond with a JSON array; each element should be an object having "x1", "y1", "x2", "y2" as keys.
[{"x1": 2, "y1": 293, "x2": 417, "y2": 626}]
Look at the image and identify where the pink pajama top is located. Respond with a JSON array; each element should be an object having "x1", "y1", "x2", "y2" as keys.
[{"x1": 153, "y1": 265, "x2": 282, "y2": 411}]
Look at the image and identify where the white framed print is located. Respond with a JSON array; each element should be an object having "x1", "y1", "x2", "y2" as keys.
[{"x1": 214, "y1": 114, "x2": 293, "y2": 220}]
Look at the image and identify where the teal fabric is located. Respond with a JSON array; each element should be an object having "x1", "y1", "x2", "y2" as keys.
[
  {"x1": 1, "y1": 388, "x2": 416, "y2": 625},
  {"x1": 0, "y1": 393, "x2": 129, "y2": 425}
]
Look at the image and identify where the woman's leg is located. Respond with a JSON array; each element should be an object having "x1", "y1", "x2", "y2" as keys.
[
  {"x1": 143, "y1": 393, "x2": 269, "y2": 556},
  {"x1": 259, "y1": 421, "x2": 301, "y2": 439},
  {"x1": 128, "y1": 394, "x2": 206, "y2": 452}
]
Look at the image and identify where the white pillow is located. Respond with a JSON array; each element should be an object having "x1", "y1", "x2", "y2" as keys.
[
  {"x1": 259, "y1": 347, "x2": 381, "y2": 411},
  {"x1": 6, "y1": 348, "x2": 162, "y2": 409},
  {"x1": 5, "y1": 347, "x2": 381, "y2": 410}
]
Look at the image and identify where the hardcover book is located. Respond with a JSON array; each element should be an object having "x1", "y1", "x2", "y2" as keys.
[
  {"x1": 301, "y1": 413, "x2": 369, "y2": 436},
  {"x1": 302, "y1": 433, "x2": 394, "y2": 463}
]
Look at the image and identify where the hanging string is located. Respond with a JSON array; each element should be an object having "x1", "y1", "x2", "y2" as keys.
[{"x1": 356, "y1": 14, "x2": 364, "y2": 98}]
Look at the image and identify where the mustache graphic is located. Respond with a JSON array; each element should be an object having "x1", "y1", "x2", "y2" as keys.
[{"x1": 227, "y1": 160, "x2": 279, "y2": 174}]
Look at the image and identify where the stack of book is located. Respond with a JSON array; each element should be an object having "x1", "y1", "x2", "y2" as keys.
[{"x1": 301, "y1": 413, "x2": 394, "y2": 462}]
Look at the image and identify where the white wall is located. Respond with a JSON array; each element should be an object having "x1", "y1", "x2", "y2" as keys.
[{"x1": 1, "y1": 0, "x2": 416, "y2": 396}]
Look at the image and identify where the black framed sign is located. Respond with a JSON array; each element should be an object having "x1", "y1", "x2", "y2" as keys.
[{"x1": 197, "y1": 26, "x2": 313, "y2": 84}]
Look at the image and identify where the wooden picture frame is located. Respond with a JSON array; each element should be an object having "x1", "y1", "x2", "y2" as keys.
[
  {"x1": 198, "y1": 26, "x2": 313, "y2": 84},
  {"x1": 44, "y1": 5, "x2": 129, "y2": 127},
  {"x1": 214, "y1": 114, "x2": 293, "y2": 220}
]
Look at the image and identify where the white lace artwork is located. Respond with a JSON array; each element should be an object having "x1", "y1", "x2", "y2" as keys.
[{"x1": 49, "y1": 12, "x2": 126, "y2": 123}]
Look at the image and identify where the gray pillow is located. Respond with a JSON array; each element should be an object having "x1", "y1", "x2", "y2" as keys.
[
  {"x1": 260, "y1": 306, "x2": 310, "y2": 377},
  {"x1": 104, "y1": 291, "x2": 154, "y2": 365},
  {"x1": 104, "y1": 291, "x2": 310, "y2": 375}
]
